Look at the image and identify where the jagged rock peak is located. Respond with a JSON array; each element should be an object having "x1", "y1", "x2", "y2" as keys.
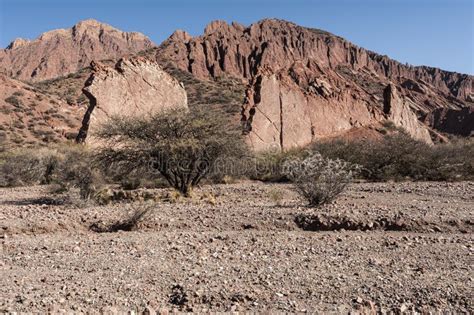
[
  {"x1": 169, "y1": 29, "x2": 193, "y2": 42},
  {"x1": 6, "y1": 38, "x2": 30, "y2": 50}
]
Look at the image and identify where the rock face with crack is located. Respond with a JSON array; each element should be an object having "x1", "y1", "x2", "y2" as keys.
[
  {"x1": 156, "y1": 19, "x2": 473, "y2": 150},
  {"x1": 0, "y1": 19, "x2": 154, "y2": 82},
  {"x1": 76, "y1": 57, "x2": 188, "y2": 143},
  {"x1": 382, "y1": 84, "x2": 432, "y2": 143}
]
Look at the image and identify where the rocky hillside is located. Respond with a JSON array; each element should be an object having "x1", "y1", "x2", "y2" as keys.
[
  {"x1": 0, "y1": 19, "x2": 154, "y2": 82},
  {"x1": 0, "y1": 74, "x2": 83, "y2": 150},
  {"x1": 153, "y1": 19, "x2": 473, "y2": 150}
]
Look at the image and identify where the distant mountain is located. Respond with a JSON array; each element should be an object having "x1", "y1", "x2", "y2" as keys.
[{"x1": 0, "y1": 19, "x2": 154, "y2": 82}]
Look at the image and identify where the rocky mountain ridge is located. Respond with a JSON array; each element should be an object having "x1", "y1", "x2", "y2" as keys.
[{"x1": 153, "y1": 19, "x2": 473, "y2": 149}]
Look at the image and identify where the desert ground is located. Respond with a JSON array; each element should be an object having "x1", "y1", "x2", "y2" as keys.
[{"x1": 0, "y1": 181, "x2": 472, "y2": 313}]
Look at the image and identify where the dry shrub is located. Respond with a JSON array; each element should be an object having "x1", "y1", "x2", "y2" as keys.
[
  {"x1": 268, "y1": 187, "x2": 285, "y2": 206},
  {"x1": 0, "y1": 147, "x2": 59, "y2": 186},
  {"x1": 53, "y1": 145, "x2": 104, "y2": 200},
  {"x1": 283, "y1": 152, "x2": 359, "y2": 206},
  {"x1": 313, "y1": 131, "x2": 474, "y2": 181},
  {"x1": 90, "y1": 203, "x2": 154, "y2": 233},
  {"x1": 0, "y1": 144, "x2": 105, "y2": 200},
  {"x1": 249, "y1": 148, "x2": 307, "y2": 182}
]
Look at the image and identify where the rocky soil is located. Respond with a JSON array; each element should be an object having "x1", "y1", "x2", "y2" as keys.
[{"x1": 0, "y1": 181, "x2": 473, "y2": 313}]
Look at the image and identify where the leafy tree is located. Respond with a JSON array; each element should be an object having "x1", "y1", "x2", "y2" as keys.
[{"x1": 95, "y1": 108, "x2": 247, "y2": 196}]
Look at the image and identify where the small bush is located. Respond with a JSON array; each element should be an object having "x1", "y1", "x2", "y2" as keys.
[
  {"x1": 249, "y1": 148, "x2": 307, "y2": 182},
  {"x1": 53, "y1": 146, "x2": 104, "y2": 200},
  {"x1": 0, "y1": 148, "x2": 60, "y2": 186},
  {"x1": 90, "y1": 203, "x2": 154, "y2": 232},
  {"x1": 4, "y1": 95, "x2": 22, "y2": 108},
  {"x1": 268, "y1": 187, "x2": 285, "y2": 206},
  {"x1": 283, "y1": 152, "x2": 358, "y2": 206}
]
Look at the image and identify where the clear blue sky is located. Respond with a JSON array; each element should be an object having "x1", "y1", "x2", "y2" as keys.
[{"x1": 0, "y1": 0, "x2": 472, "y2": 74}]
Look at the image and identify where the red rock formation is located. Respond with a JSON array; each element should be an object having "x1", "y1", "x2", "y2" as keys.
[
  {"x1": 77, "y1": 57, "x2": 188, "y2": 143},
  {"x1": 156, "y1": 19, "x2": 473, "y2": 150},
  {"x1": 0, "y1": 19, "x2": 154, "y2": 82},
  {"x1": 382, "y1": 84, "x2": 432, "y2": 142}
]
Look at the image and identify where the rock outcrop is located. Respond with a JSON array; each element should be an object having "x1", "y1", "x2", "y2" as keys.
[
  {"x1": 383, "y1": 84, "x2": 432, "y2": 143},
  {"x1": 76, "y1": 57, "x2": 188, "y2": 143},
  {"x1": 0, "y1": 19, "x2": 154, "y2": 82},
  {"x1": 155, "y1": 19, "x2": 474, "y2": 150}
]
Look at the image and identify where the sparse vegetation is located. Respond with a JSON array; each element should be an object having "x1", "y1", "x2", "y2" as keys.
[
  {"x1": 4, "y1": 95, "x2": 22, "y2": 108},
  {"x1": 0, "y1": 147, "x2": 60, "y2": 187},
  {"x1": 312, "y1": 131, "x2": 474, "y2": 181},
  {"x1": 90, "y1": 203, "x2": 154, "y2": 232},
  {"x1": 283, "y1": 152, "x2": 359, "y2": 206},
  {"x1": 53, "y1": 145, "x2": 104, "y2": 200},
  {"x1": 0, "y1": 145, "x2": 104, "y2": 200}
]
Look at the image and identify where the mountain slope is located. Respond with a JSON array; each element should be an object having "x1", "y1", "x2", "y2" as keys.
[
  {"x1": 0, "y1": 74, "x2": 83, "y2": 150},
  {"x1": 0, "y1": 19, "x2": 154, "y2": 82}
]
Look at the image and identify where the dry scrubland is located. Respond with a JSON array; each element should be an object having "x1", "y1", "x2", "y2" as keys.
[
  {"x1": 1, "y1": 114, "x2": 473, "y2": 313},
  {"x1": 1, "y1": 180, "x2": 473, "y2": 313}
]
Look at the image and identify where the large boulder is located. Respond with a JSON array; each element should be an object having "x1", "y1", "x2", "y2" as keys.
[{"x1": 76, "y1": 57, "x2": 188, "y2": 143}]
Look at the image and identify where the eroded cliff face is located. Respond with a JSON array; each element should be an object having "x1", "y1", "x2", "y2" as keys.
[
  {"x1": 0, "y1": 19, "x2": 154, "y2": 82},
  {"x1": 76, "y1": 57, "x2": 188, "y2": 143},
  {"x1": 156, "y1": 19, "x2": 473, "y2": 150},
  {"x1": 383, "y1": 84, "x2": 432, "y2": 143},
  {"x1": 423, "y1": 107, "x2": 474, "y2": 137},
  {"x1": 242, "y1": 72, "x2": 381, "y2": 150}
]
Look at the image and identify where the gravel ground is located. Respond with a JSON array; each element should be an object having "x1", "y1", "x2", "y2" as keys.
[{"x1": 0, "y1": 181, "x2": 473, "y2": 313}]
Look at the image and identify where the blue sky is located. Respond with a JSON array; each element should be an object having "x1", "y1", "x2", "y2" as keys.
[{"x1": 0, "y1": 0, "x2": 472, "y2": 74}]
